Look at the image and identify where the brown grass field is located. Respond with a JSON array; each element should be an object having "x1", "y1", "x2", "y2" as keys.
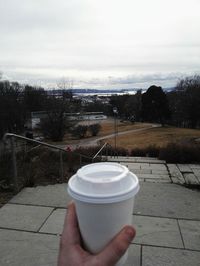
[
  {"x1": 47, "y1": 119, "x2": 200, "y2": 149},
  {"x1": 98, "y1": 120, "x2": 152, "y2": 137},
  {"x1": 49, "y1": 120, "x2": 152, "y2": 145},
  {"x1": 105, "y1": 126, "x2": 200, "y2": 150}
]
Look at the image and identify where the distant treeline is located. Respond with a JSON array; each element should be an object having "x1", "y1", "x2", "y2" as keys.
[
  {"x1": 107, "y1": 75, "x2": 200, "y2": 128},
  {"x1": 0, "y1": 81, "x2": 80, "y2": 139},
  {"x1": 0, "y1": 75, "x2": 200, "y2": 140}
]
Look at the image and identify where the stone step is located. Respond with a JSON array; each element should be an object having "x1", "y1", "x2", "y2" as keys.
[
  {"x1": 184, "y1": 173, "x2": 200, "y2": 185},
  {"x1": 9, "y1": 183, "x2": 70, "y2": 207},
  {"x1": 107, "y1": 156, "x2": 166, "y2": 164}
]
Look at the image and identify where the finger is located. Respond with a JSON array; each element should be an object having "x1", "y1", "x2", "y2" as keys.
[
  {"x1": 62, "y1": 201, "x2": 73, "y2": 234},
  {"x1": 96, "y1": 225, "x2": 136, "y2": 266},
  {"x1": 62, "y1": 202, "x2": 81, "y2": 245}
]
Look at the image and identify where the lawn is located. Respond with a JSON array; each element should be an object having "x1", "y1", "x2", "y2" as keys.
[
  {"x1": 47, "y1": 119, "x2": 152, "y2": 145},
  {"x1": 105, "y1": 126, "x2": 200, "y2": 150},
  {"x1": 45, "y1": 119, "x2": 200, "y2": 150},
  {"x1": 98, "y1": 120, "x2": 152, "y2": 137}
]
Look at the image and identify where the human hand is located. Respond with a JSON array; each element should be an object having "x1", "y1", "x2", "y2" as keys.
[{"x1": 57, "y1": 202, "x2": 136, "y2": 266}]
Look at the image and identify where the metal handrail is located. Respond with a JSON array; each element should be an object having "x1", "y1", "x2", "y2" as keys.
[
  {"x1": 4, "y1": 133, "x2": 92, "y2": 160},
  {"x1": 92, "y1": 142, "x2": 108, "y2": 160},
  {"x1": 3, "y1": 133, "x2": 96, "y2": 193},
  {"x1": 3, "y1": 133, "x2": 112, "y2": 193}
]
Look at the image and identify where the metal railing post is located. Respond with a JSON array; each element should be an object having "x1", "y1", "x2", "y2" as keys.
[
  {"x1": 106, "y1": 144, "x2": 109, "y2": 160},
  {"x1": 10, "y1": 136, "x2": 18, "y2": 193},
  {"x1": 92, "y1": 142, "x2": 108, "y2": 161},
  {"x1": 60, "y1": 150, "x2": 64, "y2": 182}
]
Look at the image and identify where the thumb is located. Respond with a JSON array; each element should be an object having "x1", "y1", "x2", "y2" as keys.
[{"x1": 96, "y1": 226, "x2": 136, "y2": 266}]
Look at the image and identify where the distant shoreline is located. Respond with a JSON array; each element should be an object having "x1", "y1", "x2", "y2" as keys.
[{"x1": 46, "y1": 87, "x2": 174, "y2": 96}]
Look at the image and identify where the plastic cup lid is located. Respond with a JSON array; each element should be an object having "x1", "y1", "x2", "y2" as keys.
[{"x1": 68, "y1": 162, "x2": 140, "y2": 204}]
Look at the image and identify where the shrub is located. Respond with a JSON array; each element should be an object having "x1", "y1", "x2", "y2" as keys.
[
  {"x1": 110, "y1": 146, "x2": 129, "y2": 156},
  {"x1": 74, "y1": 145, "x2": 129, "y2": 158},
  {"x1": 74, "y1": 146, "x2": 99, "y2": 157},
  {"x1": 0, "y1": 145, "x2": 83, "y2": 192},
  {"x1": 40, "y1": 115, "x2": 67, "y2": 141},
  {"x1": 145, "y1": 145, "x2": 160, "y2": 157},
  {"x1": 130, "y1": 145, "x2": 159, "y2": 157},
  {"x1": 0, "y1": 152, "x2": 12, "y2": 190},
  {"x1": 88, "y1": 123, "x2": 101, "y2": 136},
  {"x1": 159, "y1": 143, "x2": 200, "y2": 163},
  {"x1": 71, "y1": 125, "x2": 88, "y2": 138},
  {"x1": 130, "y1": 148, "x2": 146, "y2": 157}
]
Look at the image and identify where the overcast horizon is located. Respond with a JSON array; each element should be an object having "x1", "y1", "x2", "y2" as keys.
[{"x1": 0, "y1": 0, "x2": 200, "y2": 89}]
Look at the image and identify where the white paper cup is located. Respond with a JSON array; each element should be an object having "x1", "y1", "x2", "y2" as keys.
[{"x1": 68, "y1": 162, "x2": 139, "y2": 266}]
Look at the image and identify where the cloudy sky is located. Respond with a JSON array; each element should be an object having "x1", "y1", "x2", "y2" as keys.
[{"x1": 0, "y1": 0, "x2": 200, "y2": 89}]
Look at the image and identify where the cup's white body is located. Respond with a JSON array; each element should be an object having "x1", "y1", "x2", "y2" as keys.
[
  {"x1": 74, "y1": 197, "x2": 135, "y2": 266},
  {"x1": 68, "y1": 162, "x2": 139, "y2": 265}
]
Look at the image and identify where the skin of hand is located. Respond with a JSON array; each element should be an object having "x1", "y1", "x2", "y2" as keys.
[{"x1": 57, "y1": 202, "x2": 136, "y2": 266}]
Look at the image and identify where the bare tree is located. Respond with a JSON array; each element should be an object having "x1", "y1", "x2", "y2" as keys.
[
  {"x1": 0, "y1": 81, "x2": 25, "y2": 138},
  {"x1": 39, "y1": 96, "x2": 74, "y2": 141},
  {"x1": 57, "y1": 77, "x2": 73, "y2": 100}
]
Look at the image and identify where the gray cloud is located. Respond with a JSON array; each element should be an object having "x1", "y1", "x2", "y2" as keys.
[
  {"x1": 0, "y1": 0, "x2": 200, "y2": 89},
  {"x1": 108, "y1": 73, "x2": 186, "y2": 85},
  {"x1": 0, "y1": 0, "x2": 89, "y2": 32},
  {"x1": 3, "y1": 70, "x2": 196, "y2": 90}
]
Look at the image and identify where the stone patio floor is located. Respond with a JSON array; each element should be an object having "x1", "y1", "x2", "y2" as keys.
[{"x1": 0, "y1": 157, "x2": 200, "y2": 266}]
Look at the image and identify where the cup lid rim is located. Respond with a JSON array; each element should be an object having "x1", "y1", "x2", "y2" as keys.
[
  {"x1": 77, "y1": 162, "x2": 129, "y2": 183},
  {"x1": 68, "y1": 162, "x2": 140, "y2": 204}
]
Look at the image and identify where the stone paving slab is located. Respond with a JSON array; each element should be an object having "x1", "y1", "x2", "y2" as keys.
[
  {"x1": 184, "y1": 173, "x2": 199, "y2": 185},
  {"x1": 40, "y1": 208, "x2": 66, "y2": 235},
  {"x1": 133, "y1": 215, "x2": 183, "y2": 248},
  {"x1": 10, "y1": 184, "x2": 71, "y2": 207},
  {"x1": 113, "y1": 159, "x2": 200, "y2": 185},
  {"x1": 139, "y1": 163, "x2": 151, "y2": 169},
  {"x1": 134, "y1": 182, "x2": 200, "y2": 220},
  {"x1": 8, "y1": 182, "x2": 200, "y2": 222},
  {"x1": 193, "y1": 169, "x2": 200, "y2": 179},
  {"x1": 190, "y1": 164, "x2": 200, "y2": 169},
  {"x1": 138, "y1": 178, "x2": 145, "y2": 182},
  {"x1": 0, "y1": 229, "x2": 59, "y2": 266},
  {"x1": 121, "y1": 162, "x2": 141, "y2": 169},
  {"x1": 125, "y1": 244, "x2": 141, "y2": 266},
  {"x1": 149, "y1": 163, "x2": 167, "y2": 170},
  {"x1": 167, "y1": 164, "x2": 185, "y2": 184},
  {"x1": 134, "y1": 158, "x2": 166, "y2": 163},
  {"x1": 144, "y1": 178, "x2": 171, "y2": 183},
  {"x1": 179, "y1": 220, "x2": 200, "y2": 251},
  {"x1": 131, "y1": 169, "x2": 152, "y2": 174},
  {"x1": 0, "y1": 204, "x2": 53, "y2": 232},
  {"x1": 108, "y1": 156, "x2": 166, "y2": 164},
  {"x1": 137, "y1": 174, "x2": 170, "y2": 180},
  {"x1": 170, "y1": 177, "x2": 183, "y2": 184},
  {"x1": 143, "y1": 246, "x2": 200, "y2": 266},
  {"x1": 177, "y1": 164, "x2": 192, "y2": 172},
  {"x1": 151, "y1": 169, "x2": 169, "y2": 175},
  {"x1": 167, "y1": 164, "x2": 179, "y2": 170},
  {"x1": 194, "y1": 173, "x2": 200, "y2": 183},
  {"x1": 0, "y1": 227, "x2": 140, "y2": 266},
  {"x1": 171, "y1": 164, "x2": 200, "y2": 185},
  {"x1": 1, "y1": 158, "x2": 200, "y2": 266},
  {"x1": 40, "y1": 210, "x2": 183, "y2": 249},
  {"x1": 140, "y1": 164, "x2": 167, "y2": 171}
]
